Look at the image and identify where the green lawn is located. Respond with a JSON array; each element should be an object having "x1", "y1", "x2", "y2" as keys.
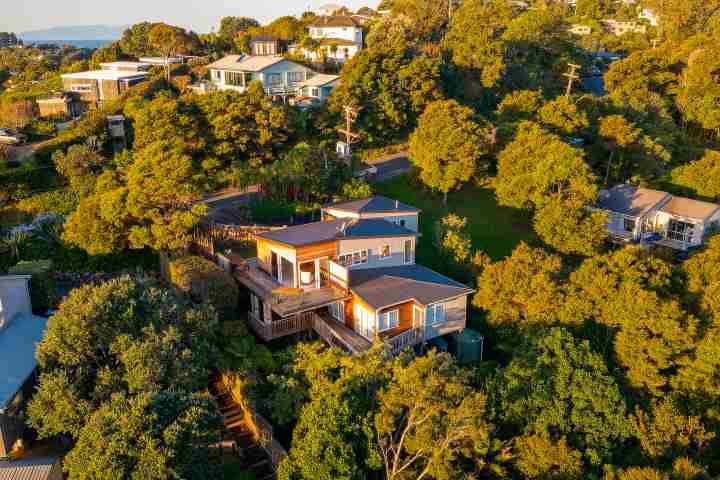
[{"x1": 374, "y1": 174, "x2": 539, "y2": 272}]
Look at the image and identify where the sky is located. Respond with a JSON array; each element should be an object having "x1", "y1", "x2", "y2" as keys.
[{"x1": 5, "y1": 0, "x2": 378, "y2": 35}]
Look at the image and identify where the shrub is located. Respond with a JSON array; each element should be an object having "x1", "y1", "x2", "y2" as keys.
[
  {"x1": 8, "y1": 259, "x2": 57, "y2": 314},
  {"x1": 168, "y1": 255, "x2": 239, "y2": 316},
  {"x1": 15, "y1": 188, "x2": 79, "y2": 216}
]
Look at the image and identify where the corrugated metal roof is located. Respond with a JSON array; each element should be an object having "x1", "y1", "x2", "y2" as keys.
[
  {"x1": 350, "y1": 265, "x2": 473, "y2": 309},
  {"x1": 206, "y1": 55, "x2": 289, "y2": 72},
  {"x1": 597, "y1": 184, "x2": 669, "y2": 217},
  {"x1": 0, "y1": 313, "x2": 48, "y2": 411},
  {"x1": 297, "y1": 74, "x2": 340, "y2": 88},
  {"x1": 0, "y1": 458, "x2": 61, "y2": 480},
  {"x1": 660, "y1": 196, "x2": 720, "y2": 220},
  {"x1": 324, "y1": 196, "x2": 420, "y2": 215},
  {"x1": 257, "y1": 219, "x2": 417, "y2": 247}
]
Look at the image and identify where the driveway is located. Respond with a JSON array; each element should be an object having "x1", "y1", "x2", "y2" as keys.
[{"x1": 362, "y1": 151, "x2": 412, "y2": 183}]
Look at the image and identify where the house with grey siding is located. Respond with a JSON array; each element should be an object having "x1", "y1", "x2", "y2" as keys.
[
  {"x1": 0, "y1": 276, "x2": 48, "y2": 458},
  {"x1": 230, "y1": 196, "x2": 473, "y2": 355}
]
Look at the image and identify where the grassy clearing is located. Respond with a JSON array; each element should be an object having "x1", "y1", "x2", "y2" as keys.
[{"x1": 374, "y1": 174, "x2": 539, "y2": 270}]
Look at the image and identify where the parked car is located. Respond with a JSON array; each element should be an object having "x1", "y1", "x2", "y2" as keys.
[{"x1": 0, "y1": 128, "x2": 27, "y2": 145}]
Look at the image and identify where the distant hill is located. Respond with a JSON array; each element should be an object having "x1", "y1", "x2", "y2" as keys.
[{"x1": 20, "y1": 25, "x2": 128, "y2": 41}]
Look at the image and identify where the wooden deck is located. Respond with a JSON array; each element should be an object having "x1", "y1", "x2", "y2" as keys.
[
  {"x1": 313, "y1": 314, "x2": 372, "y2": 353},
  {"x1": 232, "y1": 256, "x2": 350, "y2": 317}
]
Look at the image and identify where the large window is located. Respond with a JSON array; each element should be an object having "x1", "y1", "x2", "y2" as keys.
[
  {"x1": 667, "y1": 218, "x2": 694, "y2": 243},
  {"x1": 354, "y1": 303, "x2": 375, "y2": 339},
  {"x1": 265, "y1": 73, "x2": 282, "y2": 85},
  {"x1": 287, "y1": 71, "x2": 304, "y2": 84},
  {"x1": 378, "y1": 309, "x2": 399, "y2": 332},
  {"x1": 338, "y1": 250, "x2": 368, "y2": 267},
  {"x1": 70, "y1": 84, "x2": 92, "y2": 93},
  {"x1": 426, "y1": 303, "x2": 446, "y2": 325},
  {"x1": 225, "y1": 71, "x2": 244, "y2": 86},
  {"x1": 404, "y1": 239, "x2": 413, "y2": 264}
]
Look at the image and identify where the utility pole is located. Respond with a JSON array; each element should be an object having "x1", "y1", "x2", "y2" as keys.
[
  {"x1": 337, "y1": 105, "x2": 361, "y2": 160},
  {"x1": 564, "y1": 63, "x2": 581, "y2": 98}
]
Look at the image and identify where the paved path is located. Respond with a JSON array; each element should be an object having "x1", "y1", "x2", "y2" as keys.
[{"x1": 362, "y1": 151, "x2": 411, "y2": 182}]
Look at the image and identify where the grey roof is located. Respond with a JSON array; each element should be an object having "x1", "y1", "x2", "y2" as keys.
[
  {"x1": 660, "y1": 196, "x2": 720, "y2": 220},
  {"x1": 206, "y1": 55, "x2": 289, "y2": 72},
  {"x1": 350, "y1": 265, "x2": 473, "y2": 309},
  {"x1": 597, "y1": 184, "x2": 670, "y2": 217},
  {"x1": 257, "y1": 218, "x2": 417, "y2": 247},
  {"x1": 310, "y1": 16, "x2": 359, "y2": 28},
  {"x1": 0, "y1": 458, "x2": 61, "y2": 480},
  {"x1": 324, "y1": 196, "x2": 420, "y2": 215},
  {"x1": 0, "y1": 313, "x2": 48, "y2": 411},
  {"x1": 297, "y1": 73, "x2": 340, "y2": 88}
]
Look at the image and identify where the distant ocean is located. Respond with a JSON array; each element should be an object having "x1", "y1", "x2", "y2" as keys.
[{"x1": 24, "y1": 39, "x2": 113, "y2": 49}]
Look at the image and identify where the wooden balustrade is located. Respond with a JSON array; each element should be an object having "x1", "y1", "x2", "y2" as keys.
[
  {"x1": 387, "y1": 328, "x2": 423, "y2": 356},
  {"x1": 248, "y1": 310, "x2": 314, "y2": 341}
]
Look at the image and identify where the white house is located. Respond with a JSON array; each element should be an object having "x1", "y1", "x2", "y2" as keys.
[
  {"x1": 597, "y1": 184, "x2": 720, "y2": 251},
  {"x1": 301, "y1": 16, "x2": 363, "y2": 63},
  {"x1": 206, "y1": 55, "x2": 314, "y2": 98},
  {"x1": 295, "y1": 73, "x2": 340, "y2": 102}
]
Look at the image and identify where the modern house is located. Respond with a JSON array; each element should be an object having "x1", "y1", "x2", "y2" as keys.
[
  {"x1": 597, "y1": 184, "x2": 720, "y2": 251},
  {"x1": 0, "y1": 276, "x2": 48, "y2": 458},
  {"x1": 60, "y1": 69, "x2": 149, "y2": 105},
  {"x1": 36, "y1": 92, "x2": 82, "y2": 118},
  {"x1": 98, "y1": 61, "x2": 151, "y2": 72},
  {"x1": 206, "y1": 55, "x2": 314, "y2": 98},
  {"x1": 230, "y1": 196, "x2": 473, "y2": 355},
  {"x1": 298, "y1": 16, "x2": 363, "y2": 63}
]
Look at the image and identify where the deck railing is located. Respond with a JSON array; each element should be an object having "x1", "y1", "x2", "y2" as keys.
[
  {"x1": 312, "y1": 313, "x2": 356, "y2": 353},
  {"x1": 387, "y1": 328, "x2": 423, "y2": 356},
  {"x1": 248, "y1": 311, "x2": 314, "y2": 341}
]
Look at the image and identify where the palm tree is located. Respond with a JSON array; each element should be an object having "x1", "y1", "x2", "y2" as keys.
[{"x1": 1, "y1": 230, "x2": 30, "y2": 263}]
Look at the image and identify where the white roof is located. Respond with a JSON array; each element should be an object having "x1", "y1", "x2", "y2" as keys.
[
  {"x1": 139, "y1": 56, "x2": 183, "y2": 64},
  {"x1": 99, "y1": 61, "x2": 150, "y2": 69},
  {"x1": 61, "y1": 70, "x2": 149, "y2": 81},
  {"x1": 207, "y1": 55, "x2": 292, "y2": 72},
  {"x1": 298, "y1": 73, "x2": 340, "y2": 88}
]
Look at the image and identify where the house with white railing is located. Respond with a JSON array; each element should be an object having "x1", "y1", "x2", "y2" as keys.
[
  {"x1": 228, "y1": 196, "x2": 474, "y2": 355},
  {"x1": 206, "y1": 55, "x2": 314, "y2": 99},
  {"x1": 597, "y1": 184, "x2": 720, "y2": 251}
]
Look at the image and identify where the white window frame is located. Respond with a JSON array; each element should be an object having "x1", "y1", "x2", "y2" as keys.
[
  {"x1": 70, "y1": 84, "x2": 92, "y2": 93},
  {"x1": 379, "y1": 244, "x2": 391, "y2": 260},
  {"x1": 329, "y1": 302, "x2": 344, "y2": 321},
  {"x1": 378, "y1": 309, "x2": 399, "y2": 332},
  {"x1": 339, "y1": 249, "x2": 368, "y2": 266},
  {"x1": 403, "y1": 239, "x2": 414, "y2": 264},
  {"x1": 427, "y1": 303, "x2": 446, "y2": 326},
  {"x1": 354, "y1": 303, "x2": 375, "y2": 340}
]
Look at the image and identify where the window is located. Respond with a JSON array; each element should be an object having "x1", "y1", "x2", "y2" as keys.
[
  {"x1": 70, "y1": 84, "x2": 92, "y2": 93},
  {"x1": 338, "y1": 253, "x2": 353, "y2": 267},
  {"x1": 339, "y1": 250, "x2": 368, "y2": 266},
  {"x1": 225, "y1": 71, "x2": 244, "y2": 86},
  {"x1": 288, "y1": 71, "x2": 304, "y2": 84},
  {"x1": 266, "y1": 73, "x2": 282, "y2": 85},
  {"x1": 667, "y1": 218, "x2": 694, "y2": 243},
  {"x1": 378, "y1": 309, "x2": 399, "y2": 332},
  {"x1": 354, "y1": 303, "x2": 375, "y2": 339},
  {"x1": 426, "y1": 303, "x2": 446, "y2": 325},
  {"x1": 329, "y1": 302, "x2": 344, "y2": 321},
  {"x1": 623, "y1": 218, "x2": 635, "y2": 232},
  {"x1": 311, "y1": 87, "x2": 320, "y2": 97},
  {"x1": 403, "y1": 239, "x2": 413, "y2": 264},
  {"x1": 379, "y1": 244, "x2": 391, "y2": 260}
]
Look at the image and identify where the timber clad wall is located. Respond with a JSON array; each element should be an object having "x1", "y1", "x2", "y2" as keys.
[
  {"x1": 296, "y1": 242, "x2": 337, "y2": 263},
  {"x1": 378, "y1": 301, "x2": 415, "y2": 338},
  {"x1": 338, "y1": 236, "x2": 415, "y2": 270}
]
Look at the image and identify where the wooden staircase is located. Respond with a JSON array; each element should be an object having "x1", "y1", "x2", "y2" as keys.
[{"x1": 213, "y1": 385, "x2": 276, "y2": 480}]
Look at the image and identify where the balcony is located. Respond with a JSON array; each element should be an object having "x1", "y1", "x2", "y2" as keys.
[{"x1": 231, "y1": 256, "x2": 350, "y2": 317}]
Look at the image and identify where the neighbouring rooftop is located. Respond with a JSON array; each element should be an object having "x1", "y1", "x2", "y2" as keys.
[
  {"x1": 60, "y1": 70, "x2": 149, "y2": 81},
  {"x1": 0, "y1": 457, "x2": 62, "y2": 480},
  {"x1": 0, "y1": 313, "x2": 48, "y2": 411},
  {"x1": 297, "y1": 73, "x2": 340, "y2": 88},
  {"x1": 257, "y1": 218, "x2": 417, "y2": 247},
  {"x1": 324, "y1": 195, "x2": 420, "y2": 215},
  {"x1": 597, "y1": 185, "x2": 670, "y2": 217},
  {"x1": 310, "y1": 16, "x2": 360, "y2": 28},
  {"x1": 660, "y1": 196, "x2": 720, "y2": 220},
  {"x1": 349, "y1": 264, "x2": 474, "y2": 310},
  {"x1": 206, "y1": 55, "x2": 287, "y2": 72}
]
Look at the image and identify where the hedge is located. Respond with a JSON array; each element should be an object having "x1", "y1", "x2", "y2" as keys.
[
  {"x1": 168, "y1": 255, "x2": 239, "y2": 316},
  {"x1": 8, "y1": 259, "x2": 57, "y2": 314}
]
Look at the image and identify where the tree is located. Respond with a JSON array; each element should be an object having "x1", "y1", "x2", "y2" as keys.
[
  {"x1": 148, "y1": 23, "x2": 196, "y2": 81},
  {"x1": 89, "y1": 42, "x2": 123, "y2": 70},
  {"x1": 218, "y1": 16, "x2": 260, "y2": 52},
  {"x1": 27, "y1": 277, "x2": 217, "y2": 440},
  {"x1": 473, "y1": 243, "x2": 563, "y2": 336},
  {"x1": 434, "y1": 213, "x2": 472, "y2": 264},
  {"x1": 443, "y1": 0, "x2": 512, "y2": 88},
  {"x1": 63, "y1": 392, "x2": 223, "y2": 480},
  {"x1": 339, "y1": 178, "x2": 373, "y2": 200},
  {"x1": 391, "y1": 0, "x2": 452, "y2": 42},
  {"x1": 0, "y1": 98, "x2": 36, "y2": 129},
  {"x1": 533, "y1": 196, "x2": 608, "y2": 256},
  {"x1": 168, "y1": 255, "x2": 239, "y2": 316},
  {"x1": 513, "y1": 433, "x2": 584, "y2": 480},
  {"x1": 671, "y1": 326, "x2": 720, "y2": 418},
  {"x1": 52, "y1": 144, "x2": 106, "y2": 198},
  {"x1": 494, "y1": 328, "x2": 632, "y2": 464},
  {"x1": 375, "y1": 351, "x2": 492, "y2": 480},
  {"x1": 409, "y1": 99, "x2": 491, "y2": 204},
  {"x1": 119, "y1": 22, "x2": 158, "y2": 57},
  {"x1": 538, "y1": 96, "x2": 590, "y2": 136},
  {"x1": 672, "y1": 150, "x2": 720, "y2": 200},
  {"x1": 682, "y1": 236, "x2": 720, "y2": 321}
]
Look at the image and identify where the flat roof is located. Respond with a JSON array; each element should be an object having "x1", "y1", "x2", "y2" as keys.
[
  {"x1": 257, "y1": 218, "x2": 417, "y2": 247},
  {"x1": 99, "y1": 61, "x2": 150, "y2": 68},
  {"x1": 324, "y1": 195, "x2": 420, "y2": 215},
  {"x1": 0, "y1": 313, "x2": 48, "y2": 411},
  {"x1": 597, "y1": 184, "x2": 670, "y2": 217},
  {"x1": 298, "y1": 73, "x2": 340, "y2": 88},
  {"x1": 350, "y1": 265, "x2": 473, "y2": 310},
  {"x1": 660, "y1": 196, "x2": 720, "y2": 220},
  {"x1": 61, "y1": 70, "x2": 149, "y2": 81}
]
